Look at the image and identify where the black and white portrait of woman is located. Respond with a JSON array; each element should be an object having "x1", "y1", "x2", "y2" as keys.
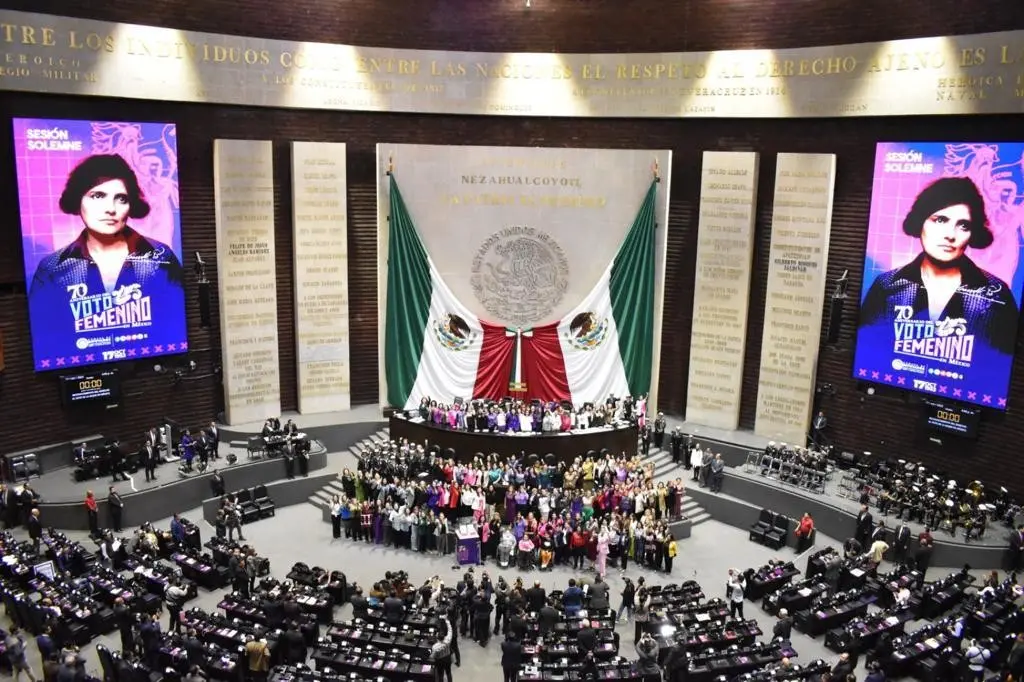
[{"x1": 859, "y1": 176, "x2": 1018, "y2": 355}]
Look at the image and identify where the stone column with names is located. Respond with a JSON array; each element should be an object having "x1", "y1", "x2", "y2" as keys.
[
  {"x1": 214, "y1": 139, "x2": 281, "y2": 425},
  {"x1": 686, "y1": 151, "x2": 760, "y2": 429},
  {"x1": 291, "y1": 141, "x2": 351, "y2": 414},
  {"x1": 754, "y1": 153, "x2": 836, "y2": 444}
]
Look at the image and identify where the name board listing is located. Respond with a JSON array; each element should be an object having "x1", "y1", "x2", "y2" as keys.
[
  {"x1": 214, "y1": 139, "x2": 281, "y2": 425},
  {"x1": 755, "y1": 153, "x2": 836, "y2": 443},
  {"x1": 686, "y1": 151, "x2": 760, "y2": 430},
  {"x1": 292, "y1": 141, "x2": 351, "y2": 413}
]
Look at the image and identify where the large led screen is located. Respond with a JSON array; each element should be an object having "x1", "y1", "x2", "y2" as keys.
[
  {"x1": 854, "y1": 142, "x2": 1024, "y2": 410},
  {"x1": 14, "y1": 118, "x2": 187, "y2": 371}
]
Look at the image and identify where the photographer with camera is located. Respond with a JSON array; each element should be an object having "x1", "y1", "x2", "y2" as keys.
[
  {"x1": 726, "y1": 568, "x2": 746, "y2": 620},
  {"x1": 635, "y1": 631, "x2": 660, "y2": 681}
]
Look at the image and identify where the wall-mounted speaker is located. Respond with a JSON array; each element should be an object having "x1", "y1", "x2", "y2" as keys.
[{"x1": 198, "y1": 281, "x2": 212, "y2": 328}]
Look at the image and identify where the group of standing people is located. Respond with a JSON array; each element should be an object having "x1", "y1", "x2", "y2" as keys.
[
  {"x1": 83, "y1": 486, "x2": 125, "y2": 536},
  {"x1": 329, "y1": 442, "x2": 686, "y2": 576},
  {"x1": 416, "y1": 394, "x2": 647, "y2": 434}
]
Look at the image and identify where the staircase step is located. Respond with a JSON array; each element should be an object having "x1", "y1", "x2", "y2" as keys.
[
  {"x1": 375, "y1": 430, "x2": 391, "y2": 441},
  {"x1": 311, "y1": 491, "x2": 334, "y2": 505},
  {"x1": 679, "y1": 500, "x2": 702, "y2": 512},
  {"x1": 689, "y1": 512, "x2": 713, "y2": 525},
  {"x1": 323, "y1": 482, "x2": 347, "y2": 497},
  {"x1": 307, "y1": 495, "x2": 329, "y2": 509},
  {"x1": 652, "y1": 463, "x2": 676, "y2": 478}
]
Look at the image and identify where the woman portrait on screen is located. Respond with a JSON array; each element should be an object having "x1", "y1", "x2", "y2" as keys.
[
  {"x1": 29, "y1": 153, "x2": 183, "y2": 297},
  {"x1": 27, "y1": 153, "x2": 184, "y2": 341},
  {"x1": 859, "y1": 176, "x2": 1019, "y2": 355}
]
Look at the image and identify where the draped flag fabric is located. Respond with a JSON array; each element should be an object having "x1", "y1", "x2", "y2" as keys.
[
  {"x1": 385, "y1": 173, "x2": 657, "y2": 409},
  {"x1": 551, "y1": 180, "x2": 658, "y2": 404},
  {"x1": 384, "y1": 174, "x2": 513, "y2": 409}
]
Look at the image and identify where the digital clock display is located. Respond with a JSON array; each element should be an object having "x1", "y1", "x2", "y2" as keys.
[
  {"x1": 923, "y1": 401, "x2": 980, "y2": 438},
  {"x1": 60, "y1": 370, "x2": 120, "y2": 406}
]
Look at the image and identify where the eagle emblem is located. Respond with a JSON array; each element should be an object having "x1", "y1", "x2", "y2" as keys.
[
  {"x1": 567, "y1": 311, "x2": 608, "y2": 351},
  {"x1": 434, "y1": 313, "x2": 474, "y2": 351}
]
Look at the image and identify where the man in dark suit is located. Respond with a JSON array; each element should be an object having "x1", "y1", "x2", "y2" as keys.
[
  {"x1": 915, "y1": 537, "x2": 935, "y2": 584},
  {"x1": 27, "y1": 508, "x2": 42, "y2": 551},
  {"x1": 143, "y1": 442, "x2": 159, "y2": 482},
  {"x1": 653, "y1": 413, "x2": 666, "y2": 449},
  {"x1": 210, "y1": 470, "x2": 226, "y2": 498},
  {"x1": 893, "y1": 522, "x2": 912, "y2": 565},
  {"x1": 113, "y1": 597, "x2": 135, "y2": 653},
  {"x1": 206, "y1": 422, "x2": 220, "y2": 459},
  {"x1": 20, "y1": 484, "x2": 38, "y2": 526},
  {"x1": 0, "y1": 485, "x2": 16, "y2": 529},
  {"x1": 670, "y1": 429, "x2": 683, "y2": 464},
  {"x1": 501, "y1": 635, "x2": 523, "y2": 682},
  {"x1": 109, "y1": 441, "x2": 129, "y2": 482},
  {"x1": 772, "y1": 608, "x2": 793, "y2": 640},
  {"x1": 383, "y1": 593, "x2": 405, "y2": 625},
  {"x1": 538, "y1": 599, "x2": 559, "y2": 635},
  {"x1": 871, "y1": 521, "x2": 887, "y2": 544},
  {"x1": 73, "y1": 442, "x2": 87, "y2": 464},
  {"x1": 285, "y1": 419, "x2": 299, "y2": 436},
  {"x1": 525, "y1": 581, "x2": 546, "y2": 612},
  {"x1": 577, "y1": 623, "x2": 597, "y2": 654},
  {"x1": 108, "y1": 486, "x2": 125, "y2": 532},
  {"x1": 640, "y1": 424, "x2": 652, "y2": 456},
  {"x1": 856, "y1": 505, "x2": 874, "y2": 548},
  {"x1": 1010, "y1": 525, "x2": 1024, "y2": 572}
]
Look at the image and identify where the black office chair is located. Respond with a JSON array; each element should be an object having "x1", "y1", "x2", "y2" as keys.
[
  {"x1": 96, "y1": 644, "x2": 117, "y2": 682},
  {"x1": 23, "y1": 454, "x2": 40, "y2": 478},
  {"x1": 749, "y1": 509, "x2": 776, "y2": 544},
  {"x1": 765, "y1": 515, "x2": 791, "y2": 550},
  {"x1": 253, "y1": 484, "x2": 276, "y2": 518},
  {"x1": 236, "y1": 488, "x2": 260, "y2": 524},
  {"x1": 10, "y1": 457, "x2": 26, "y2": 481}
]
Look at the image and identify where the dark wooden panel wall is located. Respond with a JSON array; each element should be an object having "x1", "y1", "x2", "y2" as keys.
[{"x1": 1, "y1": 0, "x2": 1023, "y2": 492}]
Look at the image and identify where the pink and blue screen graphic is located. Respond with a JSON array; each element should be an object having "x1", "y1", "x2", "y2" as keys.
[
  {"x1": 853, "y1": 141, "x2": 1024, "y2": 410},
  {"x1": 13, "y1": 118, "x2": 187, "y2": 372}
]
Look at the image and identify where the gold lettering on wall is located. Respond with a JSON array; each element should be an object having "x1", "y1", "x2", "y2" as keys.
[
  {"x1": 3, "y1": 10, "x2": 1024, "y2": 118},
  {"x1": 754, "y1": 153, "x2": 837, "y2": 444},
  {"x1": 292, "y1": 141, "x2": 351, "y2": 414},
  {"x1": 214, "y1": 139, "x2": 281, "y2": 426},
  {"x1": 686, "y1": 152, "x2": 760, "y2": 430}
]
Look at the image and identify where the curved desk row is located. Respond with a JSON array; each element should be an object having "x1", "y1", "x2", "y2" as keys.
[
  {"x1": 36, "y1": 450, "x2": 328, "y2": 531},
  {"x1": 388, "y1": 416, "x2": 638, "y2": 464}
]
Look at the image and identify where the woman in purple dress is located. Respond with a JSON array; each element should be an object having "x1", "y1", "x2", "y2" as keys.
[
  {"x1": 505, "y1": 487, "x2": 518, "y2": 524},
  {"x1": 373, "y1": 502, "x2": 385, "y2": 544}
]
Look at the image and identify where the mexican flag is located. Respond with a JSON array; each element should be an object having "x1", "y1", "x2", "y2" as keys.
[
  {"x1": 385, "y1": 173, "x2": 656, "y2": 409},
  {"x1": 384, "y1": 174, "x2": 514, "y2": 409},
  {"x1": 539, "y1": 179, "x2": 657, "y2": 404}
]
